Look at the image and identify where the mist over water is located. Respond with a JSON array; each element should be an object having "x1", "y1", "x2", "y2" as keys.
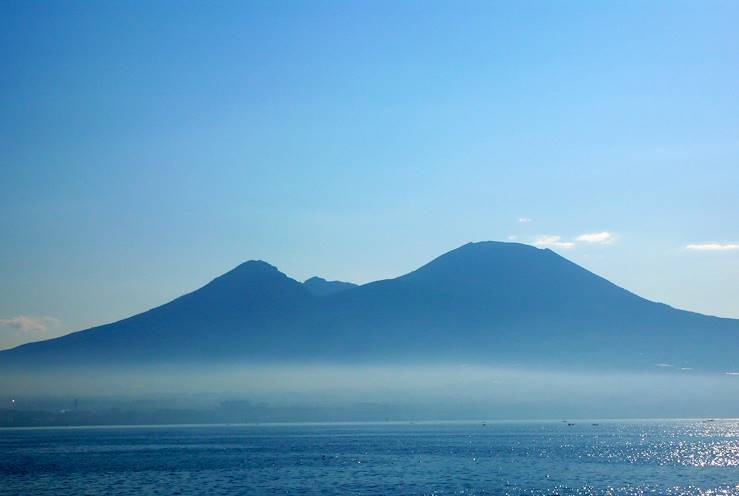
[{"x1": 4, "y1": 364, "x2": 738, "y2": 420}]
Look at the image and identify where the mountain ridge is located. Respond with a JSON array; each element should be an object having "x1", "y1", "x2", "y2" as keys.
[
  {"x1": 303, "y1": 276, "x2": 358, "y2": 296},
  {"x1": 1, "y1": 241, "x2": 737, "y2": 371}
]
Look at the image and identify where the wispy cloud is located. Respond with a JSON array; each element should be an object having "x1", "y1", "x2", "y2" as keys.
[
  {"x1": 576, "y1": 231, "x2": 614, "y2": 244},
  {"x1": 725, "y1": 372, "x2": 739, "y2": 376},
  {"x1": 518, "y1": 217, "x2": 532, "y2": 223},
  {"x1": 533, "y1": 235, "x2": 574, "y2": 249},
  {"x1": 0, "y1": 315, "x2": 60, "y2": 333},
  {"x1": 655, "y1": 363, "x2": 673, "y2": 368},
  {"x1": 507, "y1": 235, "x2": 517, "y2": 240},
  {"x1": 685, "y1": 243, "x2": 739, "y2": 251}
]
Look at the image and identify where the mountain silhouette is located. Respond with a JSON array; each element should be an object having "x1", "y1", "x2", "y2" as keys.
[
  {"x1": 1, "y1": 241, "x2": 737, "y2": 371},
  {"x1": 303, "y1": 277, "x2": 357, "y2": 296}
]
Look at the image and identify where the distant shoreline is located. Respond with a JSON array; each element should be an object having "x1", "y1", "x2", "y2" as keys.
[{"x1": 2, "y1": 415, "x2": 735, "y2": 430}]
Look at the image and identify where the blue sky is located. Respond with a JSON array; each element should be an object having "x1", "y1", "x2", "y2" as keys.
[{"x1": 1, "y1": 1, "x2": 738, "y2": 349}]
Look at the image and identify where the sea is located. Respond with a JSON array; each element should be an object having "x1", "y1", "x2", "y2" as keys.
[{"x1": 1, "y1": 420, "x2": 738, "y2": 495}]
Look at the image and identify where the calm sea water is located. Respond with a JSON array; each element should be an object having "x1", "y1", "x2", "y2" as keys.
[{"x1": 1, "y1": 420, "x2": 738, "y2": 495}]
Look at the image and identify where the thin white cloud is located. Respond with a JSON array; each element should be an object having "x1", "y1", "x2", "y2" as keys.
[
  {"x1": 533, "y1": 235, "x2": 575, "y2": 249},
  {"x1": 655, "y1": 363, "x2": 673, "y2": 368},
  {"x1": 725, "y1": 372, "x2": 739, "y2": 376},
  {"x1": 576, "y1": 231, "x2": 614, "y2": 244},
  {"x1": 0, "y1": 315, "x2": 59, "y2": 333},
  {"x1": 518, "y1": 217, "x2": 532, "y2": 223},
  {"x1": 507, "y1": 235, "x2": 517, "y2": 240},
  {"x1": 685, "y1": 243, "x2": 739, "y2": 251}
]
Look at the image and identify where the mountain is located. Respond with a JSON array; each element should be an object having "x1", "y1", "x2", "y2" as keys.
[
  {"x1": 1, "y1": 241, "x2": 737, "y2": 371},
  {"x1": 303, "y1": 277, "x2": 357, "y2": 296}
]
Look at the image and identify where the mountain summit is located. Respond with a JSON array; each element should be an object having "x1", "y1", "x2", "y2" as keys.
[{"x1": 1, "y1": 241, "x2": 737, "y2": 371}]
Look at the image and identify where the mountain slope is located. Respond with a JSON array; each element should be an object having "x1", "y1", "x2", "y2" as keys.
[
  {"x1": 1, "y1": 242, "x2": 737, "y2": 370},
  {"x1": 303, "y1": 242, "x2": 739, "y2": 367},
  {"x1": 3, "y1": 260, "x2": 314, "y2": 364}
]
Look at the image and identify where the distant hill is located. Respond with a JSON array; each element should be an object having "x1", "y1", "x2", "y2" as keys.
[
  {"x1": 303, "y1": 276, "x2": 357, "y2": 296},
  {"x1": 1, "y1": 241, "x2": 737, "y2": 371}
]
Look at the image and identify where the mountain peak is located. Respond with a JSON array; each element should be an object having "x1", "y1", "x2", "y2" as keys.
[
  {"x1": 454, "y1": 240, "x2": 547, "y2": 255},
  {"x1": 303, "y1": 276, "x2": 357, "y2": 296},
  {"x1": 232, "y1": 259, "x2": 280, "y2": 273},
  {"x1": 200, "y1": 259, "x2": 298, "y2": 296},
  {"x1": 403, "y1": 240, "x2": 552, "y2": 281}
]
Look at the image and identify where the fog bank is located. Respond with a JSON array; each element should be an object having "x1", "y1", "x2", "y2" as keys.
[{"x1": 3, "y1": 364, "x2": 738, "y2": 420}]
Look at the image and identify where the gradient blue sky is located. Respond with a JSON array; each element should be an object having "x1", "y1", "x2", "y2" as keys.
[{"x1": 1, "y1": 1, "x2": 738, "y2": 349}]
